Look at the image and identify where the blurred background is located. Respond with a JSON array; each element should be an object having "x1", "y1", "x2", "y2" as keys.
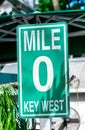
[
  {"x1": 0, "y1": 0, "x2": 85, "y2": 130},
  {"x1": 0, "y1": 0, "x2": 85, "y2": 15}
]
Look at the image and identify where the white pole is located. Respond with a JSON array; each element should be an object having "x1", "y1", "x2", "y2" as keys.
[{"x1": 40, "y1": 118, "x2": 52, "y2": 130}]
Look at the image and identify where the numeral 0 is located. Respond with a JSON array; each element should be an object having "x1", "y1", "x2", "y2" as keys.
[{"x1": 33, "y1": 56, "x2": 54, "y2": 92}]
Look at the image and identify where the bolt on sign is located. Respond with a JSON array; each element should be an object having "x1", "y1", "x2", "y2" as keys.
[{"x1": 17, "y1": 22, "x2": 69, "y2": 118}]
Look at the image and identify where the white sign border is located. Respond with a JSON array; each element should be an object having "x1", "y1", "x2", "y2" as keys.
[{"x1": 18, "y1": 23, "x2": 69, "y2": 118}]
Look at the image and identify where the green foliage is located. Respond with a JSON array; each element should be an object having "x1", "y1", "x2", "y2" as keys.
[
  {"x1": 59, "y1": 0, "x2": 67, "y2": 10},
  {"x1": 37, "y1": 0, "x2": 54, "y2": 12},
  {"x1": 0, "y1": 85, "x2": 33, "y2": 130},
  {"x1": 60, "y1": 0, "x2": 85, "y2": 10},
  {"x1": 0, "y1": 87, "x2": 16, "y2": 130},
  {"x1": 71, "y1": 3, "x2": 85, "y2": 9},
  {"x1": 37, "y1": 0, "x2": 85, "y2": 12}
]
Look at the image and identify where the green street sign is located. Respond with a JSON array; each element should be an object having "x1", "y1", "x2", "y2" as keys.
[{"x1": 17, "y1": 22, "x2": 69, "y2": 118}]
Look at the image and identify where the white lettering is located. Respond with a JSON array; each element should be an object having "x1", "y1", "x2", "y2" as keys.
[
  {"x1": 24, "y1": 100, "x2": 64, "y2": 113},
  {"x1": 49, "y1": 100, "x2": 54, "y2": 112},
  {"x1": 24, "y1": 29, "x2": 61, "y2": 51},
  {"x1": 24, "y1": 101, "x2": 39, "y2": 112},
  {"x1": 59, "y1": 100, "x2": 64, "y2": 111},
  {"x1": 42, "y1": 30, "x2": 50, "y2": 50},
  {"x1": 29, "y1": 101, "x2": 35, "y2": 112},
  {"x1": 24, "y1": 101, "x2": 29, "y2": 112},
  {"x1": 37, "y1": 30, "x2": 40, "y2": 50},
  {"x1": 41, "y1": 101, "x2": 49, "y2": 112},
  {"x1": 33, "y1": 56, "x2": 54, "y2": 92},
  {"x1": 41, "y1": 100, "x2": 64, "y2": 112},
  {"x1": 24, "y1": 31, "x2": 35, "y2": 51},
  {"x1": 52, "y1": 29, "x2": 61, "y2": 50},
  {"x1": 54, "y1": 100, "x2": 59, "y2": 111}
]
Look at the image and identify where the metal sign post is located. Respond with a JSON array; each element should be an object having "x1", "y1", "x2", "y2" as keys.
[
  {"x1": 17, "y1": 22, "x2": 69, "y2": 119},
  {"x1": 40, "y1": 119, "x2": 52, "y2": 130}
]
